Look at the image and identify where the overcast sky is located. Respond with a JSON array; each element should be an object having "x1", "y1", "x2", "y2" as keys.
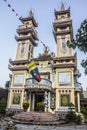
[{"x1": 0, "y1": 0, "x2": 87, "y2": 90}]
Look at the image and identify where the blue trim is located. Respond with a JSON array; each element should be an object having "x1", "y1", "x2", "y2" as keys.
[{"x1": 26, "y1": 78, "x2": 52, "y2": 86}]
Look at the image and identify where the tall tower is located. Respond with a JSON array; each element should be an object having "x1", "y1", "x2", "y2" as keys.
[
  {"x1": 15, "y1": 10, "x2": 38, "y2": 61},
  {"x1": 53, "y1": 3, "x2": 73, "y2": 58},
  {"x1": 53, "y1": 4, "x2": 81, "y2": 114},
  {"x1": 7, "y1": 10, "x2": 39, "y2": 110}
]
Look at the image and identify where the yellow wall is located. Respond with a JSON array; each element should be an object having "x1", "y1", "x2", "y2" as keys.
[
  {"x1": 56, "y1": 35, "x2": 72, "y2": 57},
  {"x1": 55, "y1": 68, "x2": 75, "y2": 110}
]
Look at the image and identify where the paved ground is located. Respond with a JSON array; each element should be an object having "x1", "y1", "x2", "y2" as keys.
[
  {"x1": 15, "y1": 124, "x2": 87, "y2": 130},
  {"x1": 0, "y1": 120, "x2": 87, "y2": 130}
]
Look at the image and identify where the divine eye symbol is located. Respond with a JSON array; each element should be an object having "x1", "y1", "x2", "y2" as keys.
[{"x1": 20, "y1": 44, "x2": 25, "y2": 57}]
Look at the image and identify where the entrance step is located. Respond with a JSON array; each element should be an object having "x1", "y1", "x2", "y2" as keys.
[{"x1": 12, "y1": 112, "x2": 59, "y2": 122}]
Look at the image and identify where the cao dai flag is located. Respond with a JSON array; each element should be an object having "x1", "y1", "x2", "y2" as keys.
[{"x1": 27, "y1": 60, "x2": 41, "y2": 82}]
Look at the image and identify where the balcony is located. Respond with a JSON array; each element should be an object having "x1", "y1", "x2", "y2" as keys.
[
  {"x1": 17, "y1": 25, "x2": 37, "y2": 34},
  {"x1": 53, "y1": 29, "x2": 72, "y2": 35},
  {"x1": 25, "y1": 78, "x2": 53, "y2": 91},
  {"x1": 18, "y1": 24, "x2": 32, "y2": 29},
  {"x1": 54, "y1": 17, "x2": 71, "y2": 23}
]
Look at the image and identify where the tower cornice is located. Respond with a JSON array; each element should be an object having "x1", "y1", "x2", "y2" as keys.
[
  {"x1": 9, "y1": 58, "x2": 29, "y2": 65},
  {"x1": 15, "y1": 35, "x2": 38, "y2": 46},
  {"x1": 19, "y1": 16, "x2": 38, "y2": 27},
  {"x1": 54, "y1": 8, "x2": 70, "y2": 19}
]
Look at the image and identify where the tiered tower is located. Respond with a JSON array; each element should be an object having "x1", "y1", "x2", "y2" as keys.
[
  {"x1": 7, "y1": 10, "x2": 39, "y2": 110},
  {"x1": 53, "y1": 4, "x2": 81, "y2": 114}
]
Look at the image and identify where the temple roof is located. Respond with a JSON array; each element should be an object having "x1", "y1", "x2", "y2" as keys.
[
  {"x1": 34, "y1": 46, "x2": 55, "y2": 61},
  {"x1": 19, "y1": 10, "x2": 38, "y2": 27},
  {"x1": 9, "y1": 59, "x2": 29, "y2": 65},
  {"x1": 54, "y1": 4, "x2": 70, "y2": 19},
  {"x1": 15, "y1": 35, "x2": 38, "y2": 46}
]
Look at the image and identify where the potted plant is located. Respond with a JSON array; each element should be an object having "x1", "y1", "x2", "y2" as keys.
[
  {"x1": 22, "y1": 101, "x2": 29, "y2": 112},
  {"x1": 36, "y1": 102, "x2": 45, "y2": 112}
]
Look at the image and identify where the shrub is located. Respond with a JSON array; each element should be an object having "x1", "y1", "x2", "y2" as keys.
[
  {"x1": 65, "y1": 112, "x2": 82, "y2": 124},
  {"x1": 0, "y1": 99, "x2": 7, "y2": 114},
  {"x1": 66, "y1": 112, "x2": 77, "y2": 123},
  {"x1": 81, "y1": 107, "x2": 87, "y2": 123},
  {"x1": 22, "y1": 102, "x2": 29, "y2": 112},
  {"x1": 36, "y1": 102, "x2": 45, "y2": 112},
  {"x1": 75, "y1": 114, "x2": 82, "y2": 124},
  {"x1": 6, "y1": 111, "x2": 14, "y2": 117}
]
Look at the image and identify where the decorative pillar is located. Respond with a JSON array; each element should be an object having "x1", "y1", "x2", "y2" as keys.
[
  {"x1": 77, "y1": 92, "x2": 80, "y2": 113},
  {"x1": 44, "y1": 91, "x2": 48, "y2": 112},
  {"x1": 28, "y1": 92, "x2": 31, "y2": 111},
  {"x1": 32, "y1": 93, "x2": 35, "y2": 110},
  {"x1": 48, "y1": 92, "x2": 50, "y2": 111},
  {"x1": 23, "y1": 90, "x2": 28, "y2": 101}
]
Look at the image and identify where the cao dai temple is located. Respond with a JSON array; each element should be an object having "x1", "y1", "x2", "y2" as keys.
[{"x1": 7, "y1": 4, "x2": 81, "y2": 114}]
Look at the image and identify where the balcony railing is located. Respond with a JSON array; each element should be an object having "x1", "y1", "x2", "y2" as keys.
[
  {"x1": 54, "y1": 17, "x2": 71, "y2": 23},
  {"x1": 18, "y1": 24, "x2": 32, "y2": 29},
  {"x1": 26, "y1": 78, "x2": 52, "y2": 87}
]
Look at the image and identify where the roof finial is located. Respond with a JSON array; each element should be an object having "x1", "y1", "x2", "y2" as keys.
[
  {"x1": 29, "y1": 9, "x2": 33, "y2": 17},
  {"x1": 61, "y1": 3, "x2": 65, "y2": 11}
]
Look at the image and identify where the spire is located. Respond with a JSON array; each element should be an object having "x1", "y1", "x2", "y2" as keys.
[
  {"x1": 61, "y1": 3, "x2": 65, "y2": 11},
  {"x1": 29, "y1": 9, "x2": 33, "y2": 17}
]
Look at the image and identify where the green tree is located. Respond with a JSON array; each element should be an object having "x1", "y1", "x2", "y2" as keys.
[
  {"x1": 65, "y1": 102, "x2": 82, "y2": 124},
  {"x1": 5, "y1": 80, "x2": 10, "y2": 89},
  {"x1": 0, "y1": 99, "x2": 7, "y2": 114},
  {"x1": 65, "y1": 102, "x2": 80, "y2": 124},
  {"x1": 67, "y1": 19, "x2": 87, "y2": 74},
  {"x1": 81, "y1": 107, "x2": 87, "y2": 123}
]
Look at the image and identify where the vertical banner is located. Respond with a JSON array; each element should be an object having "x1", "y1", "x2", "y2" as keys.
[{"x1": 27, "y1": 60, "x2": 41, "y2": 82}]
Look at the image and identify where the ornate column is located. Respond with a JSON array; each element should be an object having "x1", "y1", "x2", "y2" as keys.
[
  {"x1": 32, "y1": 93, "x2": 35, "y2": 110},
  {"x1": 77, "y1": 92, "x2": 80, "y2": 112},
  {"x1": 48, "y1": 92, "x2": 50, "y2": 111},
  {"x1": 44, "y1": 91, "x2": 48, "y2": 112},
  {"x1": 24, "y1": 90, "x2": 28, "y2": 101},
  {"x1": 27, "y1": 92, "x2": 31, "y2": 111}
]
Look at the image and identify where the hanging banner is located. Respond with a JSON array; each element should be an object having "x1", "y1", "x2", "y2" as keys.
[{"x1": 27, "y1": 60, "x2": 41, "y2": 82}]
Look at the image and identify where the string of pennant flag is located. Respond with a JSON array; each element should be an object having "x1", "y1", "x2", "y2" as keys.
[
  {"x1": 3, "y1": 0, "x2": 45, "y2": 82},
  {"x1": 3, "y1": 0, "x2": 19, "y2": 17},
  {"x1": 3, "y1": 0, "x2": 46, "y2": 47},
  {"x1": 3, "y1": 0, "x2": 55, "y2": 82}
]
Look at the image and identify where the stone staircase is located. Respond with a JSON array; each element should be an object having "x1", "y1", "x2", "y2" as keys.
[{"x1": 12, "y1": 112, "x2": 59, "y2": 122}]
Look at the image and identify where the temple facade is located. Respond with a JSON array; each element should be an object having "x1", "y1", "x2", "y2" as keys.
[{"x1": 7, "y1": 4, "x2": 81, "y2": 113}]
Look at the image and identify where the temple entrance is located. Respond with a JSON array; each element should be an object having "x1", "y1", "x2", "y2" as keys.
[{"x1": 34, "y1": 93, "x2": 44, "y2": 111}]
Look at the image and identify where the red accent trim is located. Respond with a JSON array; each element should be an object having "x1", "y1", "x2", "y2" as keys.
[{"x1": 34, "y1": 75, "x2": 41, "y2": 82}]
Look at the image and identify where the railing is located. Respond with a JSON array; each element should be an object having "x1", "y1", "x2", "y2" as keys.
[
  {"x1": 54, "y1": 17, "x2": 71, "y2": 23},
  {"x1": 17, "y1": 25, "x2": 37, "y2": 33},
  {"x1": 18, "y1": 24, "x2": 32, "y2": 29},
  {"x1": 26, "y1": 78, "x2": 52, "y2": 87},
  {"x1": 56, "y1": 30, "x2": 72, "y2": 34}
]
